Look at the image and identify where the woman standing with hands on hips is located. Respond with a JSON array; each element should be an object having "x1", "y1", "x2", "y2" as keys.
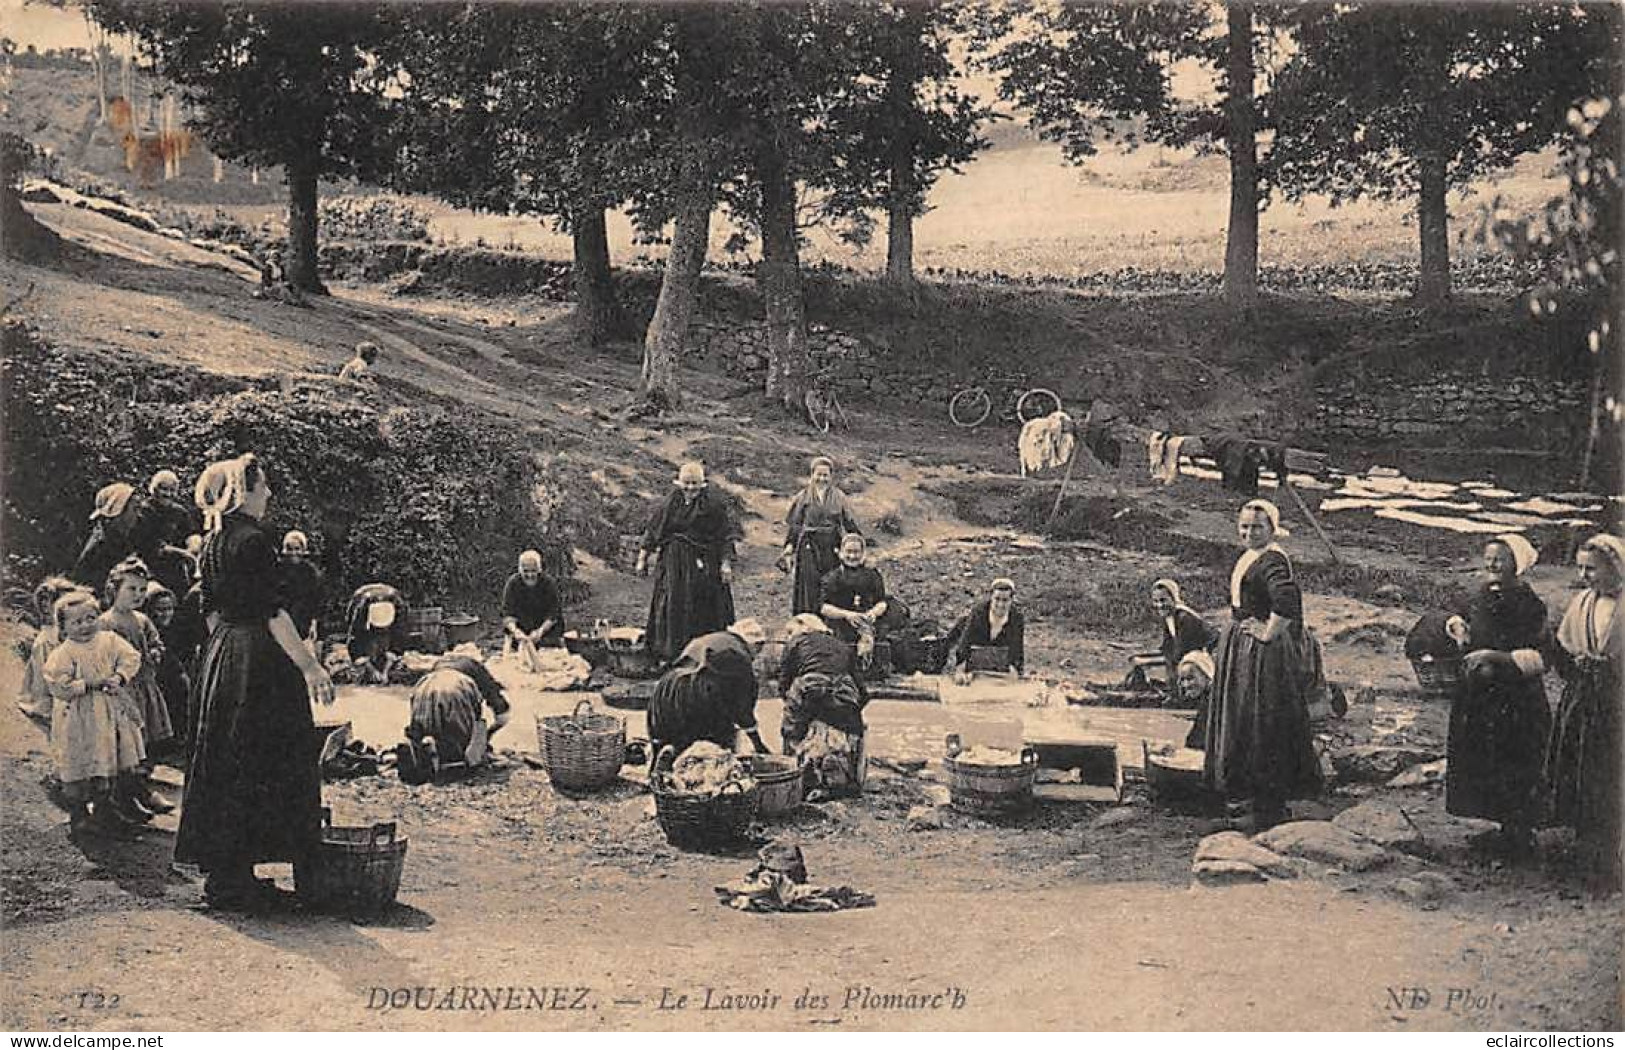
[
  {"x1": 175, "y1": 454, "x2": 335, "y2": 912},
  {"x1": 1203, "y1": 499, "x2": 1321, "y2": 831}
]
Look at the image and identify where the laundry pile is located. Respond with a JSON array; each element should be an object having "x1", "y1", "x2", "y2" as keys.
[
  {"x1": 1017, "y1": 411, "x2": 1076, "y2": 476},
  {"x1": 490, "y1": 646, "x2": 592, "y2": 690},
  {"x1": 715, "y1": 843, "x2": 876, "y2": 914},
  {"x1": 670, "y1": 741, "x2": 754, "y2": 795}
]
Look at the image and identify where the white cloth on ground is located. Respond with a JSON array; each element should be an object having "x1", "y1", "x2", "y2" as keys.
[{"x1": 1146, "y1": 432, "x2": 1186, "y2": 485}]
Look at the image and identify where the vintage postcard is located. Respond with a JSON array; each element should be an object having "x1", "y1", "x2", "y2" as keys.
[{"x1": 1, "y1": 0, "x2": 1620, "y2": 1034}]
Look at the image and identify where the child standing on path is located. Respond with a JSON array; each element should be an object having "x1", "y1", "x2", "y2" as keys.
[
  {"x1": 98, "y1": 560, "x2": 176, "y2": 815},
  {"x1": 18, "y1": 577, "x2": 79, "y2": 722},
  {"x1": 43, "y1": 592, "x2": 146, "y2": 837}
]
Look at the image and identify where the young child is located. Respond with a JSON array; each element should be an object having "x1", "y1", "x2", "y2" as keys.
[
  {"x1": 338, "y1": 341, "x2": 380, "y2": 382},
  {"x1": 43, "y1": 592, "x2": 145, "y2": 836},
  {"x1": 144, "y1": 581, "x2": 191, "y2": 757},
  {"x1": 98, "y1": 560, "x2": 175, "y2": 815},
  {"x1": 18, "y1": 576, "x2": 80, "y2": 721}
]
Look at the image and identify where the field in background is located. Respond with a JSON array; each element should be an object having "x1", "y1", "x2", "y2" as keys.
[{"x1": 5, "y1": 63, "x2": 1564, "y2": 280}]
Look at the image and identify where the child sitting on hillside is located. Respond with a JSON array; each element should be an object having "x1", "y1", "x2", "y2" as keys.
[
  {"x1": 98, "y1": 560, "x2": 175, "y2": 815},
  {"x1": 43, "y1": 592, "x2": 146, "y2": 837},
  {"x1": 18, "y1": 576, "x2": 80, "y2": 722},
  {"x1": 338, "y1": 341, "x2": 380, "y2": 382}
]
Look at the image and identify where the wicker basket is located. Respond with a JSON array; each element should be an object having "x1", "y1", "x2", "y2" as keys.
[
  {"x1": 536, "y1": 699, "x2": 626, "y2": 791},
  {"x1": 651, "y1": 746, "x2": 759, "y2": 848},
  {"x1": 295, "y1": 808, "x2": 408, "y2": 916},
  {"x1": 747, "y1": 754, "x2": 804, "y2": 818},
  {"x1": 943, "y1": 735, "x2": 1038, "y2": 816},
  {"x1": 1409, "y1": 654, "x2": 1463, "y2": 699}
]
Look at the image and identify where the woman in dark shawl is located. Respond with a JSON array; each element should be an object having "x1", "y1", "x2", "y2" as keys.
[
  {"x1": 71, "y1": 483, "x2": 146, "y2": 588},
  {"x1": 1447, "y1": 533, "x2": 1551, "y2": 858},
  {"x1": 1545, "y1": 533, "x2": 1623, "y2": 892},
  {"x1": 174, "y1": 454, "x2": 335, "y2": 911},
  {"x1": 637, "y1": 462, "x2": 740, "y2": 664},
  {"x1": 780, "y1": 456, "x2": 860, "y2": 615},
  {"x1": 1150, "y1": 577, "x2": 1215, "y2": 692},
  {"x1": 1203, "y1": 499, "x2": 1321, "y2": 831}
]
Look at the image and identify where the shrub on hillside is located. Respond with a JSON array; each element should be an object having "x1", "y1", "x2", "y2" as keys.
[
  {"x1": 319, "y1": 195, "x2": 432, "y2": 243},
  {"x1": 1, "y1": 321, "x2": 588, "y2": 622}
]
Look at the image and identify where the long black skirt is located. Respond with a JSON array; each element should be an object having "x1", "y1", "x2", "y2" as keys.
[
  {"x1": 646, "y1": 541, "x2": 735, "y2": 663},
  {"x1": 1446, "y1": 663, "x2": 1549, "y2": 824},
  {"x1": 791, "y1": 531, "x2": 840, "y2": 615},
  {"x1": 1546, "y1": 657, "x2": 1619, "y2": 850},
  {"x1": 175, "y1": 621, "x2": 320, "y2": 873},
  {"x1": 1203, "y1": 623, "x2": 1321, "y2": 803}
]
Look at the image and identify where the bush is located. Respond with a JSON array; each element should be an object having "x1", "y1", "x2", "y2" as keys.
[
  {"x1": 319, "y1": 195, "x2": 432, "y2": 243},
  {"x1": 1, "y1": 322, "x2": 589, "y2": 624}
]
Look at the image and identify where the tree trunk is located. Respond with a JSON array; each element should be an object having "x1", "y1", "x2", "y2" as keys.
[
  {"x1": 284, "y1": 159, "x2": 326, "y2": 294},
  {"x1": 885, "y1": 150, "x2": 915, "y2": 284},
  {"x1": 1415, "y1": 151, "x2": 1451, "y2": 304},
  {"x1": 1222, "y1": 0, "x2": 1259, "y2": 309},
  {"x1": 757, "y1": 151, "x2": 810, "y2": 413},
  {"x1": 570, "y1": 203, "x2": 627, "y2": 346},
  {"x1": 641, "y1": 156, "x2": 711, "y2": 409}
]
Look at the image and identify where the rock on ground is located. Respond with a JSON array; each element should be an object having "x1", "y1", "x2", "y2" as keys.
[
  {"x1": 1389, "y1": 759, "x2": 1447, "y2": 788},
  {"x1": 1333, "y1": 800, "x2": 1425, "y2": 849},
  {"x1": 1192, "y1": 859, "x2": 1268, "y2": 885},
  {"x1": 906, "y1": 805, "x2": 943, "y2": 831},
  {"x1": 1254, "y1": 821, "x2": 1391, "y2": 872},
  {"x1": 1193, "y1": 831, "x2": 1296, "y2": 880},
  {"x1": 1331, "y1": 745, "x2": 1444, "y2": 784}
]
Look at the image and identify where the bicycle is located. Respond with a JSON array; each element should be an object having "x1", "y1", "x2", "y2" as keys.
[
  {"x1": 802, "y1": 364, "x2": 850, "y2": 434},
  {"x1": 948, "y1": 371, "x2": 1062, "y2": 429}
]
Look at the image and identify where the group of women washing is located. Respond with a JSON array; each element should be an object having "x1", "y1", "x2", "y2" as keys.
[
  {"x1": 22, "y1": 447, "x2": 1619, "y2": 909},
  {"x1": 1152, "y1": 500, "x2": 1621, "y2": 890},
  {"x1": 636, "y1": 456, "x2": 1027, "y2": 793}
]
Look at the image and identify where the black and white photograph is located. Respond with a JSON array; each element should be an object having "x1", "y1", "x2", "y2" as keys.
[{"x1": 0, "y1": 0, "x2": 1620, "y2": 1034}]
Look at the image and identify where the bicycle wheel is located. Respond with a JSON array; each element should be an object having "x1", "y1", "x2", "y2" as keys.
[
  {"x1": 949, "y1": 387, "x2": 992, "y2": 428},
  {"x1": 1016, "y1": 387, "x2": 1062, "y2": 423},
  {"x1": 805, "y1": 391, "x2": 832, "y2": 433}
]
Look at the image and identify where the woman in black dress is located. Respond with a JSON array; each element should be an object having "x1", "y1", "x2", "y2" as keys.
[
  {"x1": 1203, "y1": 499, "x2": 1321, "y2": 831},
  {"x1": 781, "y1": 457, "x2": 861, "y2": 616},
  {"x1": 175, "y1": 454, "x2": 335, "y2": 910},
  {"x1": 71, "y1": 482, "x2": 146, "y2": 588},
  {"x1": 1545, "y1": 533, "x2": 1622, "y2": 891},
  {"x1": 1447, "y1": 533, "x2": 1550, "y2": 858},
  {"x1": 1150, "y1": 577, "x2": 1215, "y2": 693},
  {"x1": 637, "y1": 463, "x2": 740, "y2": 664}
]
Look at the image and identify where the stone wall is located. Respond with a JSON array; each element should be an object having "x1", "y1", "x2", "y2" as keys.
[
  {"x1": 684, "y1": 319, "x2": 972, "y2": 408},
  {"x1": 1314, "y1": 373, "x2": 1587, "y2": 448}
]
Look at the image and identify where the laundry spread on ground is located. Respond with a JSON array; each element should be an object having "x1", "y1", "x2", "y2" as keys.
[
  {"x1": 714, "y1": 843, "x2": 875, "y2": 914},
  {"x1": 1374, "y1": 507, "x2": 1524, "y2": 535}
]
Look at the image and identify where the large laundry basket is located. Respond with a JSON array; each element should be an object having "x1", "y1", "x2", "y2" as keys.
[{"x1": 536, "y1": 699, "x2": 626, "y2": 790}]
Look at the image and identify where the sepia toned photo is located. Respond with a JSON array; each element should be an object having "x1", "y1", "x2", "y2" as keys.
[{"x1": 0, "y1": 0, "x2": 1620, "y2": 1034}]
